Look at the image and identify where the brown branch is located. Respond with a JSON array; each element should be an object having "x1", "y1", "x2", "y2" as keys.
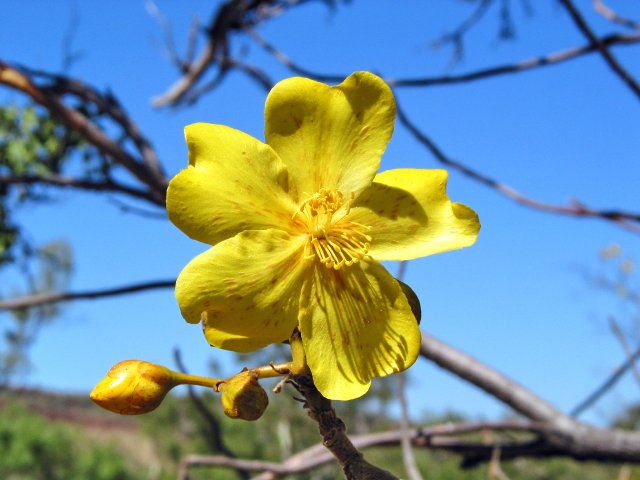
[
  {"x1": 421, "y1": 332, "x2": 566, "y2": 424},
  {"x1": 153, "y1": 0, "x2": 338, "y2": 107},
  {"x1": 395, "y1": 99, "x2": 640, "y2": 232},
  {"x1": 387, "y1": 32, "x2": 640, "y2": 88},
  {"x1": 292, "y1": 374, "x2": 399, "y2": 479},
  {"x1": 178, "y1": 421, "x2": 544, "y2": 479},
  {"x1": 248, "y1": 25, "x2": 640, "y2": 90},
  {"x1": 559, "y1": 0, "x2": 640, "y2": 100},
  {"x1": 0, "y1": 279, "x2": 175, "y2": 311},
  {"x1": 153, "y1": 0, "x2": 265, "y2": 107},
  {"x1": 0, "y1": 174, "x2": 159, "y2": 204},
  {"x1": 420, "y1": 331, "x2": 640, "y2": 466},
  {"x1": 0, "y1": 61, "x2": 167, "y2": 205},
  {"x1": 245, "y1": 27, "x2": 345, "y2": 83},
  {"x1": 594, "y1": 0, "x2": 640, "y2": 31}
]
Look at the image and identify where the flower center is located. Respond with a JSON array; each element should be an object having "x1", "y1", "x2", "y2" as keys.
[{"x1": 294, "y1": 188, "x2": 372, "y2": 270}]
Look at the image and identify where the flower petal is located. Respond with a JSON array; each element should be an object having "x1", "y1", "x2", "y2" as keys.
[
  {"x1": 167, "y1": 123, "x2": 297, "y2": 246},
  {"x1": 264, "y1": 72, "x2": 396, "y2": 203},
  {"x1": 298, "y1": 259, "x2": 420, "y2": 400},
  {"x1": 175, "y1": 229, "x2": 308, "y2": 353},
  {"x1": 350, "y1": 169, "x2": 480, "y2": 261}
]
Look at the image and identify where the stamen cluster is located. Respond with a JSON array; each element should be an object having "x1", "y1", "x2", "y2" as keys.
[{"x1": 295, "y1": 189, "x2": 372, "y2": 270}]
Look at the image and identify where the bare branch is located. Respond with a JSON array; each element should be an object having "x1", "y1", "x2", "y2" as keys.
[
  {"x1": 291, "y1": 374, "x2": 399, "y2": 479},
  {"x1": 0, "y1": 174, "x2": 159, "y2": 204},
  {"x1": 153, "y1": 0, "x2": 255, "y2": 107},
  {"x1": 397, "y1": 373, "x2": 423, "y2": 480},
  {"x1": 431, "y1": 0, "x2": 494, "y2": 64},
  {"x1": 395, "y1": 100, "x2": 640, "y2": 232},
  {"x1": 388, "y1": 32, "x2": 640, "y2": 88},
  {"x1": 570, "y1": 340, "x2": 640, "y2": 417},
  {"x1": 609, "y1": 316, "x2": 640, "y2": 388},
  {"x1": 593, "y1": 0, "x2": 640, "y2": 32},
  {"x1": 245, "y1": 27, "x2": 344, "y2": 83},
  {"x1": 0, "y1": 61, "x2": 167, "y2": 205},
  {"x1": 0, "y1": 279, "x2": 175, "y2": 311},
  {"x1": 559, "y1": 0, "x2": 640, "y2": 100},
  {"x1": 420, "y1": 332, "x2": 566, "y2": 423},
  {"x1": 421, "y1": 331, "x2": 640, "y2": 466}
]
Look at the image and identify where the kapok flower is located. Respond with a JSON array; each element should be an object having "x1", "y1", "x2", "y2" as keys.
[{"x1": 167, "y1": 71, "x2": 480, "y2": 401}]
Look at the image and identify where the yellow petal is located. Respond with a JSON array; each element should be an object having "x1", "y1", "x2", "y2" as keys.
[
  {"x1": 167, "y1": 123, "x2": 297, "y2": 246},
  {"x1": 298, "y1": 259, "x2": 421, "y2": 400},
  {"x1": 175, "y1": 229, "x2": 308, "y2": 352},
  {"x1": 264, "y1": 72, "x2": 395, "y2": 203},
  {"x1": 350, "y1": 169, "x2": 480, "y2": 261}
]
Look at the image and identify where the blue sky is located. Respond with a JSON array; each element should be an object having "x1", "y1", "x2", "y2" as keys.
[{"x1": 2, "y1": 1, "x2": 639, "y2": 425}]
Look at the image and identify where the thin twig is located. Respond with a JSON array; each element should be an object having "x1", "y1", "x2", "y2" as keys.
[
  {"x1": 0, "y1": 279, "x2": 175, "y2": 311},
  {"x1": 570, "y1": 341, "x2": 640, "y2": 417},
  {"x1": 559, "y1": 0, "x2": 640, "y2": 100},
  {"x1": 395, "y1": 99, "x2": 640, "y2": 232},
  {"x1": 0, "y1": 61, "x2": 167, "y2": 204},
  {"x1": 395, "y1": 261, "x2": 422, "y2": 480},
  {"x1": 173, "y1": 349, "x2": 248, "y2": 479},
  {"x1": 0, "y1": 174, "x2": 159, "y2": 204},
  {"x1": 388, "y1": 32, "x2": 640, "y2": 88},
  {"x1": 593, "y1": 0, "x2": 640, "y2": 32},
  {"x1": 397, "y1": 373, "x2": 423, "y2": 480},
  {"x1": 609, "y1": 316, "x2": 640, "y2": 388}
]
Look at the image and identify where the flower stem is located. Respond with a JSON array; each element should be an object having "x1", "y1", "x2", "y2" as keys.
[{"x1": 173, "y1": 372, "x2": 222, "y2": 389}]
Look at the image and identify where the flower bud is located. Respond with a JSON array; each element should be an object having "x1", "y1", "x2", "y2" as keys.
[
  {"x1": 218, "y1": 371, "x2": 269, "y2": 421},
  {"x1": 90, "y1": 360, "x2": 177, "y2": 415}
]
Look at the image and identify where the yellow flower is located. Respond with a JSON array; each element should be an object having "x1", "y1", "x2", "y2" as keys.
[{"x1": 167, "y1": 72, "x2": 480, "y2": 401}]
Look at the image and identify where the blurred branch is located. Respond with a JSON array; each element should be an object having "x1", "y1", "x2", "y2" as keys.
[
  {"x1": 421, "y1": 331, "x2": 640, "y2": 465},
  {"x1": 153, "y1": 0, "x2": 321, "y2": 107},
  {"x1": 593, "y1": 0, "x2": 640, "y2": 31},
  {"x1": 173, "y1": 348, "x2": 249, "y2": 479},
  {"x1": 609, "y1": 316, "x2": 640, "y2": 387},
  {"x1": 0, "y1": 174, "x2": 158, "y2": 204},
  {"x1": 559, "y1": 0, "x2": 640, "y2": 100},
  {"x1": 569, "y1": 339, "x2": 640, "y2": 417},
  {"x1": 397, "y1": 373, "x2": 423, "y2": 480},
  {"x1": 395, "y1": 261, "x2": 422, "y2": 480},
  {"x1": 395, "y1": 100, "x2": 640, "y2": 232},
  {"x1": 0, "y1": 279, "x2": 175, "y2": 311},
  {"x1": 0, "y1": 61, "x2": 167, "y2": 205},
  {"x1": 387, "y1": 31, "x2": 640, "y2": 87},
  {"x1": 244, "y1": 27, "x2": 640, "y2": 231},
  {"x1": 431, "y1": 0, "x2": 494, "y2": 64}
]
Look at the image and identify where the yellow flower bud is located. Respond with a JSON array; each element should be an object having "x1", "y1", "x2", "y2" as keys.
[
  {"x1": 218, "y1": 371, "x2": 269, "y2": 421},
  {"x1": 90, "y1": 360, "x2": 177, "y2": 415}
]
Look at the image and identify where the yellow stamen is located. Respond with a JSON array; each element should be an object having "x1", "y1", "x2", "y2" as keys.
[{"x1": 297, "y1": 189, "x2": 372, "y2": 270}]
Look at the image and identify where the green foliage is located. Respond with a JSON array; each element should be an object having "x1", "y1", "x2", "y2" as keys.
[
  {"x1": 0, "y1": 103, "x2": 90, "y2": 267},
  {"x1": 0, "y1": 401, "x2": 143, "y2": 480}
]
